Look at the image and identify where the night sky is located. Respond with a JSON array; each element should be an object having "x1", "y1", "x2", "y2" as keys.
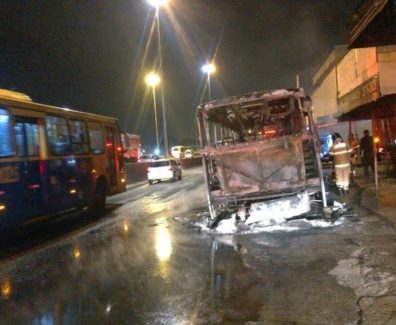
[{"x1": 0, "y1": 0, "x2": 362, "y2": 152}]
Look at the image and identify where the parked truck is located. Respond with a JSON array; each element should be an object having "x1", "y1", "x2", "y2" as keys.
[{"x1": 196, "y1": 88, "x2": 326, "y2": 226}]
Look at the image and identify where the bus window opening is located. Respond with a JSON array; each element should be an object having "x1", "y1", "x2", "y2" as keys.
[
  {"x1": 46, "y1": 115, "x2": 71, "y2": 155},
  {"x1": 88, "y1": 121, "x2": 105, "y2": 154},
  {"x1": 69, "y1": 119, "x2": 89, "y2": 154}
]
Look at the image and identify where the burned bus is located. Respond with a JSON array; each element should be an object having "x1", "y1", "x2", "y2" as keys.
[{"x1": 196, "y1": 88, "x2": 327, "y2": 226}]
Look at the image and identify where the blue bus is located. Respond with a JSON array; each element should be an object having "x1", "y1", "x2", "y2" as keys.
[{"x1": 0, "y1": 89, "x2": 126, "y2": 232}]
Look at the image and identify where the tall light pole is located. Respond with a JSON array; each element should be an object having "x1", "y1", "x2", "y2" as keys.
[
  {"x1": 145, "y1": 72, "x2": 160, "y2": 154},
  {"x1": 202, "y1": 62, "x2": 217, "y2": 141},
  {"x1": 147, "y1": 0, "x2": 169, "y2": 157}
]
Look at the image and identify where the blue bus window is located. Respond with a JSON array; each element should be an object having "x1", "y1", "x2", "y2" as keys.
[
  {"x1": 26, "y1": 123, "x2": 39, "y2": 156},
  {"x1": 87, "y1": 121, "x2": 104, "y2": 154},
  {"x1": 0, "y1": 108, "x2": 14, "y2": 157},
  {"x1": 69, "y1": 119, "x2": 89, "y2": 154},
  {"x1": 46, "y1": 115, "x2": 71, "y2": 155},
  {"x1": 15, "y1": 122, "x2": 26, "y2": 156},
  {"x1": 15, "y1": 119, "x2": 40, "y2": 157}
]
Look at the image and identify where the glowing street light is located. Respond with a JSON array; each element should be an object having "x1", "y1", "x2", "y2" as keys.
[
  {"x1": 147, "y1": 0, "x2": 168, "y2": 8},
  {"x1": 202, "y1": 62, "x2": 217, "y2": 141},
  {"x1": 201, "y1": 63, "x2": 216, "y2": 76},
  {"x1": 146, "y1": 0, "x2": 169, "y2": 157},
  {"x1": 202, "y1": 62, "x2": 216, "y2": 100},
  {"x1": 145, "y1": 72, "x2": 160, "y2": 88},
  {"x1": 145, "y1": 72, "x2": 161, "y2": 154}
]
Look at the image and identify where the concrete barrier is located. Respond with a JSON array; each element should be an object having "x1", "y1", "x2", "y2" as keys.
[
  {"x1": 124, "y1": 162, "x2": 150, "y2": 184},
  {"x1": 124, "y1": 157, "x2": 202, "y2": 184},
  {"x1": 179, "y1": 157, "x2": 202, "y2": 169}
]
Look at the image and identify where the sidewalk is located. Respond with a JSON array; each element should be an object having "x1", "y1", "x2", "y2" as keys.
[{"x1": 352, "y1": 163, "x2": 396, "y2": 225}]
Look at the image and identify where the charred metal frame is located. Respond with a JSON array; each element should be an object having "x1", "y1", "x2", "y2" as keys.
[{"x1": 196, "y1": 88, "x2": 327, "y2": 221}]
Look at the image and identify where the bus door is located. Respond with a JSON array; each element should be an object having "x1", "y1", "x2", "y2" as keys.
[
  {"x1": 14, "y1": 116, "x2": 44, "y2": 219},
  {"x1": 105, "y1": 127, "x2": 119, "y2": 194}
]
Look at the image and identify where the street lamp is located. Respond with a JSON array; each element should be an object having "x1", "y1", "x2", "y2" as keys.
[
  {"x1": 202, "y1": 62, "x2": 217, "y2": 141},
  {"x1": 147, "y1": 0, "x2": 168, "y2": 8},
  {"x1": 201, "y1": 63, "x2": 216, "y2": 75},
  {"x1": 147, "y1": 0, "x2": 169, "y2": 158},
  {"x1": 201, "y1": 63, "x2": 216, "y2": 100},
  {"x1": 145, "y1": 72, "x2": 160, "y2": 154}
]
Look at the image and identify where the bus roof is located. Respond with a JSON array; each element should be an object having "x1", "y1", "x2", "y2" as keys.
[
  {"x1": 197, "y1": 88, "x2": 306, "y2": 113},
  {"x1": 0, "y1": 89, "x2": 32, "y2": 102},
  {"x1": 0, "y1": 89, "x2": 119, "y2": 123}
]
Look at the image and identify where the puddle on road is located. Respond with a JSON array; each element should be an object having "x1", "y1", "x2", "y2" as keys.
[{"x1": 193, "y1": 238, "x2": 269, "y2": 323}]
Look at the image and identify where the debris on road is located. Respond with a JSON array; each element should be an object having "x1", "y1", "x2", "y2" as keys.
[{"x1": 193, "y1": 198, "x2": 356, "y2": 235}]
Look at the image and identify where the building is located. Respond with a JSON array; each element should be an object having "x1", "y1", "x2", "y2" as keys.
[
  {"x1": 313, "y1": 43, "x2": 396, "y2": 148},
  {"x1": 344, "y1": 0, "x2": 396, "y2": 148},
  {"x1": 311, "y1": 45, "x2": 370, "y2": 140},
  {"x1": 312, "y1": 45, "x2": 347, "y2": 122}
]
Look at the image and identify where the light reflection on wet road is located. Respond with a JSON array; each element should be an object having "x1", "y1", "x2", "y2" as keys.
[{"x1": 1, "y1": 168, "x2": 396, "y2": 324}]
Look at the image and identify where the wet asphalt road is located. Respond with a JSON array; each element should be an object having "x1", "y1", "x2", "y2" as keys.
[{"x1": 1, "y1": 167, "x2": 396, "y2": 324}]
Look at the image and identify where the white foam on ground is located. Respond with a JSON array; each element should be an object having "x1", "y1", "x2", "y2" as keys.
[
  {"x1": 247, "y1": 191, "x2": 310, "y2": 225},
  {"x1": 192, "y1": 195, "x2": 349, "y2": 234},
  {"x1": 214, "y1": 216, "x2": 238, "y2": 233},
  {"x1": 252, "y1": 224, "x2": 301, "y2": 233},
  {"x1": 193, "y1": 214, "x2": 343, "y2": 235},
  {"x1": 308, "y1": 218, "x2": 344, "y2": 228}
]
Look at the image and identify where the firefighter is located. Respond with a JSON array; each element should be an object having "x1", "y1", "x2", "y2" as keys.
[{"x1": 329, "y1": 133, "x2": 352, "y2": 194}]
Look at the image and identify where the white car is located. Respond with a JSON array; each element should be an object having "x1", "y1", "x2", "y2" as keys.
[
  {"x1": 184, "y1": 149, "x2": 193, "y2": 159},
  {"x1": 147, "y1": 159, "x2": 182, "y2": 184},
  {"x1": 139, "y1": 154, "x2": 160, "y2": 162}
]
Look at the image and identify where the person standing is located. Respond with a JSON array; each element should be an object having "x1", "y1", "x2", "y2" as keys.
[
  {"x1": 348, "y1": 132, "x2": 360, "y2": 175},
  {"x1": 329, "y1": 133, "x2": 352, "y2": 194},
  {"x1": 359, "y1": 129, "x2": 374, "y2": 180}
]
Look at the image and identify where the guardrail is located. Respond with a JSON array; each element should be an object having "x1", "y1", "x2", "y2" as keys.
[{"x1": 124, "y1": 157, "x2": 202, "y2": 184}]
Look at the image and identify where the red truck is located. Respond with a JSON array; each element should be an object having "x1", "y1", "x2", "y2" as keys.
[{"x1": 123, "y1": 133, "x2": 141, "y2": 162}]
